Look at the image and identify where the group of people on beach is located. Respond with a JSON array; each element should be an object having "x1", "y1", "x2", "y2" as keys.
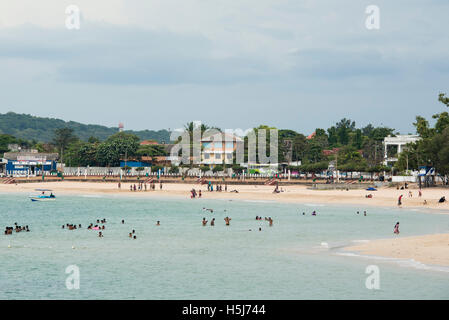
[
  {"x1": 126, "y1": 182, "x2": 160, "y2": 192},
  {"x1": 397, "y1": 189, "x2": 446, "y2": 206},
  {"x1": 207, "y1": 183, "x2": 227, "y2": 192},
  {"x1": 190, "y1": 189, "x2": 202, "y2": 198},
  {"x1": 4, "y1": 223, "x2": 30, "y2": 235}
]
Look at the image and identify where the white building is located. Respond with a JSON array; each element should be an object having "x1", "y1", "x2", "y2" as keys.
[
  {"x1": 201, "y1": 132, "x2": 243, "y2": 168},
  {"x1": 383, "y1": 135, "x2": 420, "y2": 165}
]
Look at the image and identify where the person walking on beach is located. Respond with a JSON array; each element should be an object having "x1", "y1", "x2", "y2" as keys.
[
  {"x1": 199, "y1": 190, "x2": 202, "y2": 198},
  {"x1": 393, "y1": 222, "x2": 400, "y2": 234},
  {"x1": 398, "y1": 194, "x2": 403, "y2": 206},
  {"x1": 118, "y1": 182, "x2": 121, "y2": 189}
]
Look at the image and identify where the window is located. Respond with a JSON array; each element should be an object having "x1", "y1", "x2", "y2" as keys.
[
  {"x1": 203, "y1": 142, "x2": 211, "y2": 149},
  {"x1": 204, "y1": 153, "x2": 210, "y2": 159},
  {"x1": 215, "y1": 153, "x2": 221, "y2": 160},
  {"x1": 214, "y1": 142, "x2": 222, "y2": 148},
  {"x1": 226, "y1": 153, "x2": 233, "y2": 160},
  {"x1": 225, "y1": 142, "x2": 234, "y2": 149}
]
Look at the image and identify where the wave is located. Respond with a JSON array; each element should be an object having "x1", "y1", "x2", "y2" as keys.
[
  {"x1": 304, "y1": 203, "x2": 326, "y2": 207},
  {"x1": 335, "y1": 251, "x2": 449, "y2": 273}
]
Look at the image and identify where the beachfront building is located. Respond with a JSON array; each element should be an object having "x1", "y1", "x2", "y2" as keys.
[
  {"x1": 3, "y1": 151, "x2": 58, "y2": 177},
  {"x1": 201, "y1": 132, "x2": 243, "y2": 169},
  {"x1": 383, "y1": 135, "x2": 420, "y2": 166}
]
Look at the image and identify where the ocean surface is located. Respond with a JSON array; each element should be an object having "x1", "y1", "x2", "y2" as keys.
[{"x1": 1, "y1": 193, "x2": 448, "y2": 299}]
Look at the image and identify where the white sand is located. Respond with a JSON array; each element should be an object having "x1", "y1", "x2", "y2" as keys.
[{"x1": 344, "y1": 233, "x2": 449, "y2": 267}]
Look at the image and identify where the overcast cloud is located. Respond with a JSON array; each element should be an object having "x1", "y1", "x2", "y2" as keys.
[{"x1": 0, "y1": 0, "x2": 448, "y2": 134}]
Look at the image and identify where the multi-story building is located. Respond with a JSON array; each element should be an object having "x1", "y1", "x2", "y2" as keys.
[{"x1": 201, "y1": 132, "x2": 243, "y2": 168}]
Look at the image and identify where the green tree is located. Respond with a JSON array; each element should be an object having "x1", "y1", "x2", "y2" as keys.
[{"x1": 53, "y1": 128, "x2": 78, "y2": 162}]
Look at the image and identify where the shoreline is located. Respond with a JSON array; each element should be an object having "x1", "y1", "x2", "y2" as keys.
[{"x1": 1, "y1": 181, "x2": 448, "y2": 213}]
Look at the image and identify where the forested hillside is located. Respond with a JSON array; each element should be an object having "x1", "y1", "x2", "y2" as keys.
[{"x1": 0, "y1": 112, "x2": 170, "y2": 143}]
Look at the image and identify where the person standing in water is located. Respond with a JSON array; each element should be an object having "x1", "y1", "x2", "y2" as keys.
[
  {"x1": 393, "y1": 222, "x2": 400, "y2": 234},
  {"x1": 202, "y1": 218, "x2": 208, "y2": 226},
  {"x1": 224, "y1": 217, "x2": 231, "y2": 226},
  {"x1": 210, "y1": 218, "x2": 215, "y2": 226}
]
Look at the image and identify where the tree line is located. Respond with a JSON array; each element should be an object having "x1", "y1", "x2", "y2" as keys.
[{"x1": 1, "y1": 93, "x2": 448, "y2": 180}]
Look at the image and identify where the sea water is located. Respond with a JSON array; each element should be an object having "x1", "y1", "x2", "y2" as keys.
[{"x1": 1, "y1": 193, "x2": 448, "y2": 299}]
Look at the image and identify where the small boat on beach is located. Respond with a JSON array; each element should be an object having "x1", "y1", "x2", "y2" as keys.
[{"x1": 30, "y1": 189, "x2": 56, "y2": 202}]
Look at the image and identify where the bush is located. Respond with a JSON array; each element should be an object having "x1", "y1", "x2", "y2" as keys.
[
  {"x1": 151, "y1": 165, "x2": 163, "y2": 172},
  {"x1": 212, "y1": 165, "x2": 224, "y2": 173},
  {"x1": 169, "y1": 166, "x2": 179, "y2": 174},
  {"x1": 200, "y1": 165, "x2": 210, "y2": 172},
  {"x1": 231, "y1": 164, "x2": 245, "y2": 173}
]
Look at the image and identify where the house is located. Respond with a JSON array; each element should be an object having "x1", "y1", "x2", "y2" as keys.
[
  {"x1": 3, "y1": 151, "x2": 58, "y2": 177},
  {"x1": 383, "y1": 135, "x2": 420, "y2": 166},
  {"x1": 201, "y1": 132, "x2": 243, "y2": 168}
]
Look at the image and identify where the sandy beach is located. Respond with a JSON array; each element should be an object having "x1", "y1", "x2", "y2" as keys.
[
  {"x1": 1, "y1": 181, "x2": 448, "y2": 267},
  {"x1": 345, "y1": 234, "x2": 449, "y2": 267},
  {"x1": 1, "y1": 180, "x2": 448, "y2": 212}
]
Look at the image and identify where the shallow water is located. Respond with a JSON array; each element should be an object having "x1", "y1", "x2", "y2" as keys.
[{"x1": 1, "y1": 193, "x2": 449, "y2": 299}]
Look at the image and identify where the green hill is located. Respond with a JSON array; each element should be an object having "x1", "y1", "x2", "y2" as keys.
[{"x1": 0, "y1": 112, "x2": 171, "y2": 143}]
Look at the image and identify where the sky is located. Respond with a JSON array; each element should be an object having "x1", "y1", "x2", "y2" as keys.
[{"x1": 0, "y1": 0, "x2": 448, "y2": 135}]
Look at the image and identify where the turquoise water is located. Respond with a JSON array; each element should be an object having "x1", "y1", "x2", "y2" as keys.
[{"x1": 1, "y1": 193, "x2": 449, "y2": 299}]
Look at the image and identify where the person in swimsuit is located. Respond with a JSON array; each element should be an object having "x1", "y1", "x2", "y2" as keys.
[
  {"x1": 312, "y1": 211, "x2": 316, "y2": 216},
  {"x1": 393, "y1": 222, "x2": 400, "y2": 234},
  {"x1": 210, "y1": 218, "x2": 215, "y2": 226},
  {"x1": 224, "y1": 217, "x2": 231, "y2": 226},
  {"x1": 202, "y1": 218, "x2": 208, "y2": 226},
  {"x1": 156, "y1": 221, "x2": 160, "y2": 226}
]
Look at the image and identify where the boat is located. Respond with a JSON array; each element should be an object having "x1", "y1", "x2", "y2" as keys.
[{"x1": 30, "y1": 189, "x2": 56, "y2": 202}]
